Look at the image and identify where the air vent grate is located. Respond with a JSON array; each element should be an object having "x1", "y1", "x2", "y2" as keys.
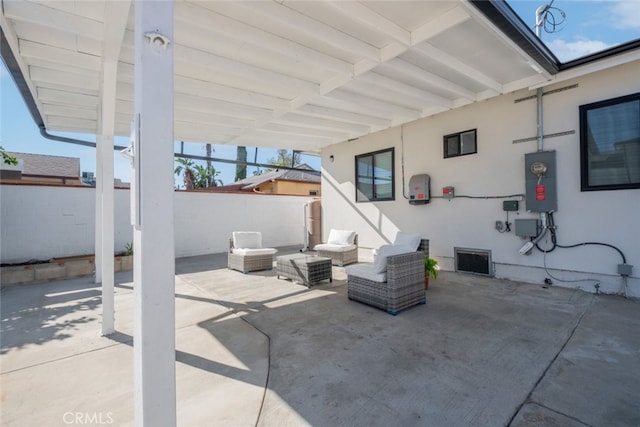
[{"x1": 454, "y1": 247, "x2": 493, "y2": 276}]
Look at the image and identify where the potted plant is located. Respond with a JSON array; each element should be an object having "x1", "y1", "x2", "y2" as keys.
[{"x1": 424, "y1": 257, "x2": 439, "y2": 290}]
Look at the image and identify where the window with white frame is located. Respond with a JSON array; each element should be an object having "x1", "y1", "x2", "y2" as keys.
[
  {"x1": 580, "y1": 93, "x2": 640, "y2": 191},
  {"x1": 355, "y1": 148, "x2": 394, "y2": 202}
]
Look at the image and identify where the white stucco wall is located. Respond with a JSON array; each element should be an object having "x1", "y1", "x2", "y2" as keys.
[
  {"x1": 0, "y1": 185, "x2": 312, "y2": 263},
  {"x1": 321, "y1": 61, "x2": 640, "y2": 297}
]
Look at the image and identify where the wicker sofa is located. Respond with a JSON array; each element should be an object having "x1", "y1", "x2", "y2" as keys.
[
  {"x1": 228, "y1": 231, "x2": 278, "y2": 273},
  {"x1": 346, "y1": 237, "x2": 429, "y2": 315},
  {"x1": 313, "y1": 229, "x2": 358, "y2": 266}
]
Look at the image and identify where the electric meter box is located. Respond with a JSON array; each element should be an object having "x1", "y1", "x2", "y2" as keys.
[
  {"x1": 409, "y1": 174, "x2": 430, "y2": 205},
  {"x1": 515, "y1": 218, "x2": 540, "y2": 238},
  {"x1": 525, "y1": 151, "x2": 557, "y2": 212}
]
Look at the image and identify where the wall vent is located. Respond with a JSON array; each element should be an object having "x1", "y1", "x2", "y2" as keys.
[{"x1": 454, "y1": 247, "x2": 493, "y2": 276}]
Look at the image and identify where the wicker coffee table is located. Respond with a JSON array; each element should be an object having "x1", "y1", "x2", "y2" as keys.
[{"x1": 276, "y1": 253, "x2": 333, "y2": 287}]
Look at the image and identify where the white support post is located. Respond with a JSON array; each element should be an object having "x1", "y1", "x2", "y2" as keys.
[
  {"x1": 98, "y1": 128, "x2": 115, "y2": 335},
  {"x1": 133, "y1": 1, "x2": 176, "y2": 425},
  {"x1": 98, "y1": 0, "x2": 131, "y2": 336},
  {"x1": 95, "y1": 143, "x2": 103, "y2": 285}
]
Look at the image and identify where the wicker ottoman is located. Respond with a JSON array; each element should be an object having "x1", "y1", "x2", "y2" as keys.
[{"x1": 277, "y1": 254, "x2": 333, "y2": 287}]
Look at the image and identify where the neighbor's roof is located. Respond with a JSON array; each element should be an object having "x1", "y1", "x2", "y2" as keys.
[
  {"x1": 8, "y1": 152, "x2": 80, "y2": 179},
  {"x1": 220, "y1": 166, "x2": 320, "y2": 191},
  {"x1": 1, "y1": 1, "x2": 639, "y2": 153}
]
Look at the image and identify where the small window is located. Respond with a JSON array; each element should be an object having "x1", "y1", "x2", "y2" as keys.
[
  {"x1": 444, "y1": 129, "x2": 477, "y2": 158},
  {"x1": 355, "y1": 148, "x2": 394, "y2": 202},
  {"x1": 580, "y1": 93, "x2": 640, "y2": 191},
  {"x1": 309, "y1": 190, "x2": 318, "y2": 196}
]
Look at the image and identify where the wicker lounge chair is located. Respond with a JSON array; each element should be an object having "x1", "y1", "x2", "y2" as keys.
[
  {"x1": 346, "y1": 238, "x2": 429, "y2": 315},
  {"x1": 228, "y1": 231, "x2": 278, "y2": 273},
  {"x1": 313, "y1": 229, "x2": 358, "y2": 266}
]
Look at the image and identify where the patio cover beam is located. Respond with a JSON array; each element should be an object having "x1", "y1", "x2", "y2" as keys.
[{"x1": 133, "y1": 1, "x2": 176, "y2": 425}]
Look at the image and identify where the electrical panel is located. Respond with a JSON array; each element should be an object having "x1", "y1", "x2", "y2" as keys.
[
  {"x1": 524, "y1": 151, "x2": 557, "y2": 212},
  {"x1": 409, "y1": 174, "x2": 430, "y2": 205}
]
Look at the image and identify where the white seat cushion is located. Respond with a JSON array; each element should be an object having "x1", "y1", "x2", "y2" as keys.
[
  {"x1": 345, "y1": 263, "x2": 386, "y2": 282},
  {"x1": 313, "y1": 243, "x2": 357, "y2": 252},
  {"x1": 233, "y1": 231, "x2": 262, "y2": 249},
  {"x1": 393, "y1": 232, "x2": 422, "y2": 251},
  {"x1": 327, "y1": 229, "x2": 356, "y2": 245},
  {"x1": 232, "y1": 247, "x2": 277, "y2": 256},
  {"x1": 373, "y1": 244, "x2": 414, "y2": 274}
]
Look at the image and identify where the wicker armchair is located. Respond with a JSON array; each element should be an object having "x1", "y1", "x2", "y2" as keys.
[
  {"x1": 313, "y1": 229, "x2": 358, "y2": 266},
  {"x1": 346, "y1": 239, "x2": 429, "y2": 315},
  {"x1": 227, "y1": 231, "x2": 278, "y2": 273}
]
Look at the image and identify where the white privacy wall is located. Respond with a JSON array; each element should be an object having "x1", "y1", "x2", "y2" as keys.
[
  {"x1": 321, "y1": 61, "x2": 640, "y2": 297},
  {"x1": 0, "y1": 186, "x2": 132, "y2": 262},
  {"x1": 1, "y1": 185, "x2": 312, "y2": 263}
]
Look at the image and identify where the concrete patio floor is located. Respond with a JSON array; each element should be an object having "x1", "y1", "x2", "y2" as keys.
[{"x1": 2, "y1": 247, "x2": 639, "y2": 426}]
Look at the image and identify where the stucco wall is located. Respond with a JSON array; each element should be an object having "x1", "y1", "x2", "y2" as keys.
[
  {"x1": 320, "y1": 61, "x2": 640, "y2": 296},
  {"x1": 1, "y1": 185, "x2": 311, "y2": 263}
]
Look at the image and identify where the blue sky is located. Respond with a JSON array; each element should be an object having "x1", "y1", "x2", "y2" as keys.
[
  {"x1": 507, "y1": 0, "x2": 640, "y2": 61},
  {"x1": 1, "y1": 0, "x2": 638, "y2": 184}
]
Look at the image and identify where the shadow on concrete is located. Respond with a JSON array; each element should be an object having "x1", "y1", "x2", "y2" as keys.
[{"x1": 0, "y1": 279, "x2": 101, "y2": 354}]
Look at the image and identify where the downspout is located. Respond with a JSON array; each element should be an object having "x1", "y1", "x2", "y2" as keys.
[{"x1": 39, "y1": 126, "x2": 128, "y2": 150}]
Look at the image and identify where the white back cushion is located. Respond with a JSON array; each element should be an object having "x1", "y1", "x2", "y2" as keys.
[
  {"x1": 372, "y1": 244, "x2": 414, "y2": 274},
  {"x1": 327, "y1": 229, "x2": 356, "y2": 245},
  {"x1": 393, "y1": 232, "x2": 421, "y2": 251},
  {"x1": 233, "y1": 231, "x2": 262, "y2": 249}
]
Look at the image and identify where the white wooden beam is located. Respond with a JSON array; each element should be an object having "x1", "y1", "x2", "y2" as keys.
[
  {"x1": 415, "y1": 43, "x2": 503, "y2": 93},
  {"x1": 176, "y1": 2, "x2": 352, "y2": 75},
  {"x1": 297, "y1": 104, "x2": 390, "y2": 128},
  {"x1": 174, "y1": 44, "x2": 318, "y2": 95},
  {"x1": 19, "y1": 40, "x2": 102, "y2": 71},
  {"x1": 238, "y1": 1, "x2": 380, "y2": 61},
  {"x1": 326, "y1": 2, "x2": 410, "y2": 46},
  {"x1": 381, "y1": 59, "x2": 477, "y2": 101},
  {"x1": 326, "y1": 89, "x2": 421, "y2": 121},
  {"x1": 356, "y1": 72, "x2": 452, "y2": 109},
  {"x1": 2, "y1": 0, "x2": 104, "y2": 40},
  {"x1": 133, "y1": 1, "x2": 176, "y2": 425},
  {"x1": 411, "y1": 6, "x2": 470, "y2": 44}
]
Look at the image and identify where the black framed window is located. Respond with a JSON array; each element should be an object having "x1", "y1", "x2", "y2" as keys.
[
  {"x1": 355, "y1": 148, "x2": 394, "y2": 202},
  {"x1": 444, "y1": 129, "x2": 477, "y2": 158},
  {"x1": 580, "y1": 93, "x2": 640, "y2": 191}
]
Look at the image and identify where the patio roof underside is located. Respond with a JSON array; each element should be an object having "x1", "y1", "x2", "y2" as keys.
[{"x1": 2, "y1": 0, "x2": 558, "y2": 153}]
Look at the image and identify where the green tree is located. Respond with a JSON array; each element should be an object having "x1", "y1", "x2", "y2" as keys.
[
  {"x1": 205, "y1": 143, "x2": 213, "y2": 187},
  {"x1": 267, "y1": 149, "x2": 299, "y2": 169},
  {"x1": 192, "y1": 164, "x2": 223, "y2": 188},
  {"x1": 174, "y1": 157, "x2": 195, "y2": 190},
  {"x1": 235, "y1": 146, "x2": 247, "y2": 181},
  {"x1": 1, "y1": 146, "x2": 18, "y2": 166}
]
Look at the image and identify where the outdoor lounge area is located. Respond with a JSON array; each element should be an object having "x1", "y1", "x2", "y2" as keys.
[{"x1": 2, "y1": 246, "x2": 639, "y2": 427}]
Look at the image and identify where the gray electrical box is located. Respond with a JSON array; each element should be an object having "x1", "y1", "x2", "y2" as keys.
[
  {"x1": 525, "y1": 151, "x2": 558, "y2": 212},
  {"x1": 515, "y1": 218, "x2": 540, "y2": 237},
  {"x1": 409, "y1": 174, "x2": 430, "y2": 205}
]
